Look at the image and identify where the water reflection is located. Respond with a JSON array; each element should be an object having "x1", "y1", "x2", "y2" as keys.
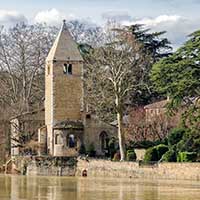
[{"x1": 0, "y1": 175, "x2": 200, "y2": 200}]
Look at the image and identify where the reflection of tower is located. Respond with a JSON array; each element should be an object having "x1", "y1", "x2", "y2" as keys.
[
  {"x1": 11, "y1": 176, "x2": 20, "y2": 199},
  {"x1": 45, "y1": 20, "x2": 84, "y2": 156},
  {"x1": 135, "y1": 180, "x2": 159, "y2": 200}
]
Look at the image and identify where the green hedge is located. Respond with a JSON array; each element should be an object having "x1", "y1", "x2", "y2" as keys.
[
  {"x1": 161, "y1": 150, "x2": 177, "y2": 162},
  {"x1": 144, "y1": 144, "x2": 168, "y2": 162},
  {"x1": 177, "y1": 152, "x2": 197, "y2": 162},
  {"x1": 168, "y1": 128, "x2": 185, "y2": 146},
  {"x1": 126, "y1": 150, "x2": 137, "y2": 161}
]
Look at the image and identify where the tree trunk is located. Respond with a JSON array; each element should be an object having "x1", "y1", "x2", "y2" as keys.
[{"x1": 117, "y1": 111, "x2": 126, "y2": 161}]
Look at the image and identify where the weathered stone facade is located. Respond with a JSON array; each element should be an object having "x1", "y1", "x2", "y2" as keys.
[{"x1": 42, "y1": 20, "x2": 117, "y2": 157}]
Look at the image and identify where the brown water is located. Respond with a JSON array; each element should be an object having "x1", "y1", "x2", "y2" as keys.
[{"x1": 0, "y1": 175, "x2": 200, "y2": 200}]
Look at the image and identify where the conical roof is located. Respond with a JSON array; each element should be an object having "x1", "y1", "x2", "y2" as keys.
[{"x1": 46, "y1": 20, "x2": 83, "y2": 62}]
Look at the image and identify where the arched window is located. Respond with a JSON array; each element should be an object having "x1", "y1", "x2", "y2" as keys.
[
  {"x1": 99, "y1": 131, "x2": 109, "y2": 151},
  {"x1": 63, "y1": 63, "x2": 72, "y2": 75},
  {"x1": 55, "y1": 134, "x2": 62, "y2": 145},
  {"x1": 67, "y1": 134, "x2": 77, "y2": 148}
]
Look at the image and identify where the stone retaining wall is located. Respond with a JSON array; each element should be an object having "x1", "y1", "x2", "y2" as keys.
[
  {"x1": 27, "y1": 162, "x2": 75, "y2": 176},
  {"x1": 76, "y1": 159, "x2": 200, "y2": 181}
]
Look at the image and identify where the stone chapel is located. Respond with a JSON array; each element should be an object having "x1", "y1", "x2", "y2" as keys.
[{"x1": 37, "y1": 20, "x2": 117, "y2": 157}]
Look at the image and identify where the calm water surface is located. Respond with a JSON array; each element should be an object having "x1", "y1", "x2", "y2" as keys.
[{"x1": 0, "y1": 175, "x2": 200, "y2": 200}]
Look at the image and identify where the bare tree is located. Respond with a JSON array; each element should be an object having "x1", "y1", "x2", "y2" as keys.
[
  {"x1": 85, "y1": 29, "x2": 148, "y2": 160},
  {"x1": 0, "y1": 23, "x2": 56, "y2": 115}
]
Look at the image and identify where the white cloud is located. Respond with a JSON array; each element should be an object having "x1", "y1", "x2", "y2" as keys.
[
  {"x1": 134, "y1": 15, "x2": 181, "y2": 27},
  {"x1": 102, "y1": 10, "x2": 132, "y2": 22},
  {"x1": 122, "y1": 15, "x2": 200, "y2": 49},
  {"x1": 34, "y1": 8, "x2": 75, "y2": 25},
  {"x1": 0, "y1": 10, "x2": 27, "y2": 26}
]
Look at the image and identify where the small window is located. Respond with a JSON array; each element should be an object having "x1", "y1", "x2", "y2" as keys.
[
  {"x1": 63, "y1": 63, "x2": 72, "y2": 75},
  {"x1": 55, "y1": 134, "x2": 62, "y2": 145},
  {"x1": 86, "y1": 114, "x2": 91, "y2": 119},
  {"x1": 47, "y1": 65, "x2": 50, "y2": 75}
]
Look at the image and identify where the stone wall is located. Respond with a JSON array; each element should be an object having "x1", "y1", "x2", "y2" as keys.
[
  {"x1": 15, "y1": 156, "x2": 76, "y2": 176},
  {"x1": 76, "y1": 159, "x2": 200, "y2": 181},
  {"x1": 27, "y1": 162, "x2": 76, "y2": 176}
]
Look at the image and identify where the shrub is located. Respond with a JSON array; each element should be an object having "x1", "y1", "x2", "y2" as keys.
[
  {"x1": 79, "y1": 144, "x2": 86, "y2": 155},
  {"x1": 127, "y1": 150, "x2": 137, "y2": 161},
  {"x1": 168, "y1": 127, "x2": 185, "y2": 146},
  {"x1": 108, "y1": 138, "x2": 117, "y2": 159},
  {"x1": 161, "y1": 150, "x2": 177, "y2": 162},
  {"x1": 144, "y1": 144, "x2": 168, "y2": 162},
  {"x1": 112, "y1": 152, "x2": 120, "y2": 161},
  {"x1": 87, "y1": 143, "x2": 96, "y2": 157},
  {"x1": 156, "y1": 144, "x2": 169, "y2": 159},
  {"x1": 177, "y1": 152, "x2": 197, "y2": 162},
  {"x1": 144, "y1": 147, "x2": 158, "y2": 162}
]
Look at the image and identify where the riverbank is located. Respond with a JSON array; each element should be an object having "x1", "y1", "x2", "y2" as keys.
[
  {"x1": 4, "y1": 156, "x2": 200, "y2": 180},
  {"x1": 76, "y1": 159, "x2": 200, "y2": 181},
  {"x1": 24, "y1": 157, "x2": 200, "y2": 181}
]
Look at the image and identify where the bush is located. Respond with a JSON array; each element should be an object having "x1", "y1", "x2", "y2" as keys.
[
  {"x1": 112, "y1": 152, "x2": 120, "y2": 161},
  {"x1": 79, "y1": 144, "x2": 86, "y2": 155},
  {"x1": 168, "y1": 127, "x2": 185, "y2": 146},
  {"x1": 161, "y1": 150, "x2": 177, "y2": 162},
  {"x1": 177, "y1": 152, "x2": 197, "y2": 162},
  {"x1": 144, "y1": 147, "x2": 158, "y2": 162},
  {"x1": 127, "y1": 150, "x2": 137, "y2": 161},
  {"x1": 87, "y1": 143, "x2": 96, "y2": 157},
  {"x1": 108, "y1": 138, "x2": 117, "y2": 159},
  {"x1": 156, "y1": 144, "x2": 169, "y2": 159},
  {"x1": 144, "y1": 144, "x2": 168, "y2": 162}
]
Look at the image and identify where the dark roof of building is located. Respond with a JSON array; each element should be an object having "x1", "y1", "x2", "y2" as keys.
[
  {"x1": 53, "y1": 120, "x2": 84, "y2": 130},
  {"x1": 144, "y1": 99, "x2": 168, "y2": 109}
]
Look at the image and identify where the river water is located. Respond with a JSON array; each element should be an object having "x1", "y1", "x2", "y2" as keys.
[{"x1": 0, "y1": 175, "x2": 200, "y2": 200}]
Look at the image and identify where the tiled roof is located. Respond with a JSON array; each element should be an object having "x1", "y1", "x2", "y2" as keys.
[
  {"x1": 144, "y1": 100, "x2": 168, "y2": 109},
  {"x1": 46, "y1": 20, "x2": 83, "y2": 62}
]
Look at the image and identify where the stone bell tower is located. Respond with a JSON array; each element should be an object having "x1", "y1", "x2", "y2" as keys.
[{"x1": 45, "y1": 20, "x2": 84, "y2": 155}]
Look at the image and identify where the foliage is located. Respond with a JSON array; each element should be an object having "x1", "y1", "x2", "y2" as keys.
[
  {"x1": 78, "y1": 144, "x2": 86, "y2": 155},
  {"x1": 144, "y1": 147, "x2": 158, "y2": 162},
  {"x1": 168, "y1": 127, "x2": 186, "y2": 146},
  {"x1": 151, "y1": 30, "x2": 200, "y2": 130},
  {"x1": 108, "y1": 138, "x2": 117, "y2": 159},
  {"x1": 126, "y1": 150, "x2": 137, "y2": 161},
  {"x1": 128, "y1": 24, "x2": 172, "y2": 62},
  {"x1": 112, "y1": 152, "x2": 121, "y2": 161},
  {"x1": 151, "y1": 30, "x2": 200, "y2": 101},
  {"x1": 123, "y1": 24, "x2": 172, "y2": 106},
  {"x1": 176, "y1": 129, "x2": 200, "y2": 154},
  {"x1": 87, "y1": 143, "x2": 96, "y2": 157},
  {"x1": 161, "y1": 150, "x2": 177, "y2": 162},
  {"x1": 156, "y1": 144, "x2": 169, "y2": 159},
  {"x1": 144, "y1": 144, "x2": 168, "y2": 162},
  {"x1": 177, "y1": 152, "x2": 197, "y2": 162},
  {"x1": 84, "y1": 27, "x2": 148, "y2": 160}
]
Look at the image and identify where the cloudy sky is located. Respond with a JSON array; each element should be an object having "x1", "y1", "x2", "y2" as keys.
[{"x1": 0, "y1": 0, "x2": 200, "y2": 49}]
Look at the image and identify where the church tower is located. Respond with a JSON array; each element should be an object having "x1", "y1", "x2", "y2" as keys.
[{"x1": 45, "y1": 20, "x2": 84, "y2": 155}]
